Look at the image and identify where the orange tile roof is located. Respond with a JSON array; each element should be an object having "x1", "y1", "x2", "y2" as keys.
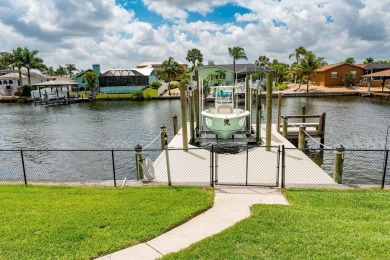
[{"x1": 316, "y1": 62, "x2": 364, "y2": 72}]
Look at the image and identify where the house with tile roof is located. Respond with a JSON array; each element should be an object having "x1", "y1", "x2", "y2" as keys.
[{"x1": 310, "y1": 62, "x2": 365, "y2": 87}]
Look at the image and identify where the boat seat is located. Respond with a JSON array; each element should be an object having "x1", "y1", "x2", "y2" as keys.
[{"x1": 217, "y1": 105, "x2": 233, "y2": 114}]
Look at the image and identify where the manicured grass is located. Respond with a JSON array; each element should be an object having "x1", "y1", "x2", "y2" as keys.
[
  {"x1": 0, "y1": 185, "x2": 213, "y2": 259},
  {"x1": 164, "y1": 189, "x2": 390, "y2": 259},
  {"x1": 95, "y1": 89, "x2": 158, "y2": 99}
]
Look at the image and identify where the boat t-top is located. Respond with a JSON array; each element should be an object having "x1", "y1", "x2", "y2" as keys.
[{"x1": 201, "y1": 85, "x2": 250, "y2": 139}]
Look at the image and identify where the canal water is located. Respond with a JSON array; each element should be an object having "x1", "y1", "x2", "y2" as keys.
[
  {"x1": 1, "y1": 96, "x2": 389, "y2": 150},
  {"x1": 0, "y1": 96, "x2": 389, "y2": 185}
]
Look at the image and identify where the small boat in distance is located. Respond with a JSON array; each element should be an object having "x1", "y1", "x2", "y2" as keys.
[{"x1": 201, "y1": 86, "x2": 250, "y2": 139}]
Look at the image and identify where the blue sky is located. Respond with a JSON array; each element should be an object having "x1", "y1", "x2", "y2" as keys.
[{"x1": 0, "y1": 0, "x2": 389, "y2": 71}]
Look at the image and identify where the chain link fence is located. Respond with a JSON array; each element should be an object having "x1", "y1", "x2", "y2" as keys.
[{"x1": 0, "y1": 146, "x2": 389, "y2": 189}]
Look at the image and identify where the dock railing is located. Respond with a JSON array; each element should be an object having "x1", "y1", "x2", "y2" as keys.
[{"x1": 278, "y1": 113, "x2": 326, "y2": 139}]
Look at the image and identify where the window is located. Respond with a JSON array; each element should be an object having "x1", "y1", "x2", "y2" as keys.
[
  {"x1": 9, "y1": 80, "x2": 13, "y2": 84},
  {"x1": 331, "y1": 72, "x2": 338, "y2": 78},
  {"x1": 351, "y1": 71, "x2": 357, "y2": 78}
]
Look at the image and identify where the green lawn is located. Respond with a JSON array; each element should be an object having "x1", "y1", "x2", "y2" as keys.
[
  {"x1": 0, "y1": 185, "x2": 213, "y2": 259},
  {"x1": 95, "y1": 89, "x2": 158, "y2": 99},
  {"x1": 164, "y1": 189, "x2": 390, "y2": 259}
]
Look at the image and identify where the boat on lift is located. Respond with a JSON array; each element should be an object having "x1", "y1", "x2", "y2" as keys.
[{"x1": 201, "y1": 86, "x2": 250, "y2": 139}]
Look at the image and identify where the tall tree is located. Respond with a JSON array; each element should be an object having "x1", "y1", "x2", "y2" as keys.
[
  {"x1": 55, "y1": 65, "x2": 67, "y2": 76},
  {"x1": 363, "y1": 57, "x2": 374, "y2": 64},
  {"x1": 344, "y1": 57, "x2": 356, "y2": 64},
  {"x1": 300, "y1": 51, "x2": 325, "y2": 92},
  {"x1": 255, "y1": 55, "x2": 270, "y2": 67},
  {"x1": 12, "y1": 47, "x2": 24, "y2": 87},
  {"x1": 289, "y1": 46, "x2": 307, "y2": 64},
  {"x1": 22, "y1": 47, "x2": 46, "y2": 86},
  {"x1": 0, "y1": 52, "x2": 14, "y2": 70},
  {"x1": 186, "y1": 48, "x2": 203, "y2": 71},
  {"x1": 161, "y1": 57, "x2": 183, "y2": 95},
  {"x1": 82, "y1": 71, "x2": 99, "y2": 93},
  {"x1": 289, "y1": 46, "x2": 307, "y2": 84},
  {"x1": 65, "y1": 64, "x2": 77, "y2": 78},
  {"x1": 228, "y1": 46, "x2": 247, "y2": 84}
]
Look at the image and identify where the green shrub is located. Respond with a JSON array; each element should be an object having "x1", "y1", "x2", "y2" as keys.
[
  {"x1": 151, "y1": 81, "x2": 162, "y2": 89},
  {"x1": 19, "y1": 85, "x2": 31, "y2": 96},
  {"x1": 169, "y1": 81, "x2": 180, "y2": 89},
  {"x1": 16, "y1": 97, "x2": 27, "y2": 103},
  {"x1": 132, "y1": 90, "x2": 144, "y2": 100},
  {"x1": 343, "y1": 72, "x2": 354, "y2": 87},
  {"x1": 275, "y1": 83, "x2": 288, "y2": 90}
]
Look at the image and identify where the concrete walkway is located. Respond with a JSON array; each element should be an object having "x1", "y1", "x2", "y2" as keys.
[{"x1": 98, "y1": 187, "x2": 289, "y2": 260}]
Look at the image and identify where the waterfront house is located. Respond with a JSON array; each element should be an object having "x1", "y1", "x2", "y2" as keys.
[
  {"x1": 191, "y1": 62, "x2": 270, "y2": 86},
  {"x1": 0, "y1": 70, "x2": 48, "y2": 96},
  {"x1": 137, "y1": 61, "x2": 188, "y2": 81},
  {"x1": 98, "y1": 68, "x2": 158, "y2": 94},
  {"x1": 310, "y1": 62, "x2": 365, "y2": 87}
]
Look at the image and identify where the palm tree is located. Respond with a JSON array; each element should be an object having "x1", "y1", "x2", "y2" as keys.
[
  {"x1": 300, "y1": 51, "x2": 325, "y2": 92},
  {"x1": 22, "y1": 47, "x2": 46, "y2": 86},
  {"x1": 228, "y1": 46, "x2": 247, "y2": 84},
  {"x1": 0, "y1": 52, "x2": 14, "y2": 70},
  {"x1": 255, "y1": 55, "x2": 270, "y2": 67},
  {"x1": 12, "y1": 47, "x2": 24, "y2": 87},
  {"x1": 55, "y1": 65, "x2": 67, "y2": 77},
  {"x1": 65, "y1": 64, "x2": 77, "y2": 78},
  {"x1": 288, "y1": 46, "x2": 307, "y2": 63},
  {"x1": 363, "y1": 57, "x2": 374, "y2": 64},
  {"x1": 344, "y1": 57, "x2": 356, "y2": 64},
  {"x1": 186, "y1": 48, "x2": 203, "y2": 71},
  {"x1": 289, "y1": 46, "x2": 307, "y2": 85},
  {"x1": 161, "y1": 57, "x2": 183, "y2": 95}
]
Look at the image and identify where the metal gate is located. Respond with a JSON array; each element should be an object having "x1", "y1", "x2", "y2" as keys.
[{"x1": 210, "y1": 145, "x2": 280, "y2": 187}]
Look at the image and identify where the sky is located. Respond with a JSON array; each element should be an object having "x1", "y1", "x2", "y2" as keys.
[{"x1": 1, "y1": 0, "x2": 390, "y2": 72}]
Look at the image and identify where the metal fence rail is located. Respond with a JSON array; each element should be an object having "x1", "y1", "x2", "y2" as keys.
[{"x1": 0, "y1": 146, "x2": 389, "y2": 189}]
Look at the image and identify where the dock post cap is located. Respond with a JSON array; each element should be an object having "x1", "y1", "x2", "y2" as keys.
[
  {"x1": 299, "y1": 124, "x2": 306, "y2": 128},
  {"x1": 134, "y1": 144, "x2": 143, "y2": 150},
  {"x1": 336, "y1": 144, "x2": 345, "y2": 151}
]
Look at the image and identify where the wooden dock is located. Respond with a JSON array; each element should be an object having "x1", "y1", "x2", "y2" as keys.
[{"x1": 151, "y1": 123, "x2": 336, "y2": 187}]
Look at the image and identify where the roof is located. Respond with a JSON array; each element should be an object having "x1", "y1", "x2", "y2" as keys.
[
  {"x1": 363, "y1": 63, "x2": 390, "y2": 70},
  {"x1": 0, "y1": 72, "x2": 27, "y2": 79},
  {"x1": 33, "y1": 80, "x2": 79, "y2": 87},
  {"x1": 75, "y1": 69, "x2": 93, "y2": 78},
  {"x1": 101, "y1": 68, "x2": 154, "y2": 76},
  {"x1": 137, "y1": 61, "x2": 187, "y2": 68},
  {"x1": 362, "y1": 69, "x2": 390, "y2": 77},
  {"x1": 316, "y1": 62, "x2": 364, "y2": 72},
  {"x1": 195, "y1": 64, "x2": 272, "y2": 73}
]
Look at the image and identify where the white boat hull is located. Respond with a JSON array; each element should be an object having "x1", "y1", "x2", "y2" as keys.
[{"x1": 202, "y1": 109, "x2": 250, "y2": 139}]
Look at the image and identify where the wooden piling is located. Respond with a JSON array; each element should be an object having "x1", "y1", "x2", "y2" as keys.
[
  {"x1": 320, "y1": 112, "x2": 326, "y2": 148},
  {"x1": 134, "y1": 144, "x2": 144, "y2": 180},
  {"x1": 334, "y1": 145, "x2": 345, "y2": 184},
  {"x1": 265, "y1": 73, "x2": 273, "y2": 150},
  {"x1": 245, "y1": 77, "x2": 251, "y2": 133},
  {"x1": 160, "y1": 125, "x2": 167, "y2": 150},
  {"x1": 298, "y1": 125, "x2": 306, "y2": 149},
  {"x1": 256, "y1": 88, "x2": 261, "y2": 144},
  {"x1": 173, "y1": 115, "x2": 178, "y2": 136},
  {"x1": 301, "y1": 106, "x2": 306, "y2": 123},
  {"x1": 277, "y1": 93, "x2": 282, "y2": 132},
  {"x1": 180, "y1": 82, "x2": 188, "y2": 151},
  {"x1": 189, "y1": 92, "x2": 195, "y2": 144},
  {"x1": 282, "y1": 116, "x2": 288, "y2": 137}
]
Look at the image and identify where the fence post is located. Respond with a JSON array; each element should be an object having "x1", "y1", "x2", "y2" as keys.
[
  {"x1": 381, "y1": 150, "x2": 389, "y2": 189},
  {"x1": 334, "y1": 145, "x2": 345, "y2": 184},
  {"x1": 281, "y1": 145, "x2": 285, "y2": 188},
  {"x1": 298, "y1": 125, "x2": 306, "y2": 149},
  {"x1": 173, "y1": 115, "x2": 178, "y2": 136},
  {"x1": 160, "y1": 124, "x2": 167, "y2": 150},
  {"x1": 210, "y1": 145, "x2": 214, "y2": 187},
  {"x1": 282, "y1": 116, "x2": 288, "y2": 137},
  {"x1": 134, "y1": 144, "x2": 144, "y2": 181},
  {"x1": 20, "y1": 150, "x2": 27, "y2": 186},
  {"x1": 112, "y1": 150, "x2": 116, "y2": 187}
]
